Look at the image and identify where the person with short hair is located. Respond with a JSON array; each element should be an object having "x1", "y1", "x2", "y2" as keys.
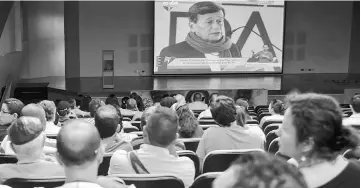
[
  {"x1": 94, "y1": 105, "x2": 133, "y2": 153},
  {"x1": 0, "y1": 98, "x2": 24, "y2": 140},
  {"x1": 120, "y1": 98, "x2": 142, "y2": 121},
  {"x1": 188, "y1": 92, "x2": 208, "y2": 111},
  {"x1": 197, "y1": 93, "x2": 218, "y2": 120},
  {"x1": 196, "y1": 96, "x2": 264, "y2": 164},
  {"x1": 213, "y1": 152, "x2": 308, "y2": 188},
  {"x1": 56, "y1": 119, "x2": 127, "y2": 188},
  {"x1": 83, "y1": 99, "x2": 105, "y2": 125},
  {"x1": 38, "y1": 100, "x2": 61, "y2": 135},
  {"x1": 0, "y1": 117, "x2": 64, "y2": 184},
  {"x1": 57, "y1": 101, "x2": 77, "y2": 126},
  {"x1": 343, "y1": 94, "x2": 360, "y2": 126},
  {"x1": 109, "y1": 107, "x2": 195, "y2": 188},
  {"x1": 68, "y1": 98, "x2": 90, "y2": 118},
  {"x1": 278, "y1": 93, "x2": 360, "y2": 188},
  {"x1": 259, "y1": 99, "x2": 285, "y2": 128},
  {"x1": 160, "y1": 96, "x2": 177, "y2": 108}
]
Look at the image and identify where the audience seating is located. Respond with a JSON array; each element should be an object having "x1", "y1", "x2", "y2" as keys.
[
  {"x1": 202, "y1": 149, "x2": 264, "y2": 173},
  {"x1": 340, "y1": 104, "x2": 350, "y2": 108},
  {"x1": 262, "y1": 120, "x2": 282, "y2": 131},
  {"x1": 46, "y1": 134, "x2": 57, "y2": 140},
  {"x1": 179, "y1": 138, "x2": 201, "y2": 152},
  {"x1": 343, "y1": 111, "x2": 353, "y2": 117},
  {"x1": 133, "y1": 118, "x2": 141, "y2": 121},
  {"x1": 190, "y1": 172, "x2": 220, "y2": 188},
  {"x1": 198, "y1": 119, "x2": 217, "y2": 125},
  {"x1": 343, "y1": 147, "x2": 360, "y2": 160},
  {"x1": 268, "y1": 138, "x2": 279, "y2": 154},
  {"x1": 123, "y1": 117, "x2": 132, "y2": 122},
  {"x1": 258, "y1": 113, "x2": 272, "y2": 122},
  {"x1": 250, "y1": 115, "x2": 258, "y2": 120},
  {"x1": 198, "y1": 117, "x2": 214, "y2": 120},
  {"x1": 264, "y1": 124, "x2": 280, "y2": 136},
  {"x1": 245, "y1": 119, "x2": 259, "y2": 125},
  {"x1": 200, "y1": 124, "x2": 218, "y2": 130},
  {"x1": 131, "y1": 121, "x2": 142, "y2": 130},
  {"x1": 123, "y1": 115, "x2": 134, "y2": 120},
  {"x1": 131, "y1": 137, "x2": 144, "y2": 150},
  {"x1": 255, "y1": 105, "x2": 268, "y2": 113},
  {"x1": 265, "y1": 130, "x2": 278, "y2": 151},
  {"x1": 177, "y1": 150, "x2": 200, "y2": 178},
  {"x1": 4, "y1": 177, "x2": 65, "y2": 188},
  {"x1": 98, "y1": 153, "x2": 112, "y2": 176},
  {"x1": 0, "y1": 154, "x2": 17, "y2": 164},
  {"x1": 123, "y1": 126, "x2": 139, "y2": 133},
  {"x1": 351, "y1": 125, "x2": 360, "y2": 131},
  {"x1": 111, "y1": 174, "x2": 184, "y2": 188},
  {"x1": 248, "y1": 106, "x2": 255, "y2": 110},
  {"x1": 248, "y1": 112, "x2": 257, "y2": 117}
]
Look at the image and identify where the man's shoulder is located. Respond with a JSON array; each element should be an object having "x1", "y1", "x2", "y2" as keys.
[
  {"x1": 161, "y1": 41, "x2": 190, "y2": 53},
  {"x1": 160, "y1": 41, "x2": 196, "y2": 57}
]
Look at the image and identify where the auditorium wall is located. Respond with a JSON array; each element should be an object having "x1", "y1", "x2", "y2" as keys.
[{"x1": 75, "y1": 1, "x2": 355, "y2": 77}]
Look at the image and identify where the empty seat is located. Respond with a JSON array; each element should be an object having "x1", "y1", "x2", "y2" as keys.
[
  {"x1": 202, "y1": 149, "x2": 264, "y2": 173},
  {"x1": 111, "y1": 174, "x2": 184, "y2": 188},
  {"x1": 4, "y1": 177, "x2": 65, "y2": 188},
  {"x1": 264, "y1": 124, "x2": 280, "y2": 136},
  {"x1": 123, "y1": 126, "x2": 139, "y2": 133},
  {"x1": 177, "y1": 150, "x2": 200, "y2": 178},
  {"x1": 190, "y1": 172, "x2": 220, "y2": 188},
  {"x1": 268, "y1": 138, "x2": 279, "y2": 154},
  {"x1": 248, "y1": 112, "x2": 257, "y2": 116},
  {"x1": 98, "y1": 153, "x2": 112, "y2": 176},
  {"x1": 262, "y1": 120, "x2": 282, "y2": 131},
  {"x1": 265, "y1": 131, "x2": 278, "y2": 151},
  {"x1": 179, "y1": 138, "x2": 201, "y2": 152},
  {"x1": 0, "y1": 154, "x2": 17, "y2": 164}
]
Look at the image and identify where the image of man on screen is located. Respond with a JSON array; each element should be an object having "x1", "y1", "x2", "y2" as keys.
[
  {"x1": 159, "y1": 1, "x2": 241, "y2": 59},
  {"x1": 251, "y1": 44, "x2": 275, "y2": 63}
]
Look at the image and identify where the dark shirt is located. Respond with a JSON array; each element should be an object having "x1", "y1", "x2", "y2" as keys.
[{"x1": 318, "y1": 161, "x2": 360, "y2": 188}]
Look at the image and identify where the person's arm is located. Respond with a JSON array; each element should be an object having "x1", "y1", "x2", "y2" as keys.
[{"x1": 252, "y1": 51, "x2": 262, "y2": 58}]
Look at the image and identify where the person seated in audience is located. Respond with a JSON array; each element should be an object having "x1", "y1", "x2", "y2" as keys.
[
  {"x1": 160, "y1": 96, "x2": 177, "y2": 108},
  {"x1": 121, "y1": 98, "x2": 142, "y2": 121},
  {"x1": 343, "y1": 94, "x2": 360, "y2": 126},
  {"x1": 108, "y1": 107, "x2": 195, "y2": 188},
  {"x1": 152, "y1": 95, "x2": 162, "y2": 107},
  {"x1": 57, "y1": 101, "x2": 77, "y2": 126},
  {"x1": 39, "y1": 100, "x2": 61, "y2": 135},
  {"x1": 188, "y1": 92, "x2": 208, "y2": 111},
  {"x1": 95, "y1": 105, "x2": 133, "y2": 152},
  {"x1": 236, "y1": 106, "x2": 265, "y2": 144},
  {"x1": 79, "y1": 95, "x2": 92, "y2": 112},
  {"x1": 56, "y1": 119, "x2": 127, "y2": 188},
  {"x1": 0, "y1": 98, "x2": 24, "y2": 141},
  {"x1": 175, "y1": 103, "x2": 203, "y2": 138},
  {"x1": 68, "y1": 98, "x2": 90, "y2": 118},
  {"x1": 213, "y1": 152, "x2": 308, "y2": 188},
  {"x1": 259, "y1": 99, "x2": 285, "y2": 128},
  {"x1": 278, "y1": 93, "x2": 360, "y2": 188},
  {"x1": 235, "y1": 98, "x2": 253, "y2": 120},
  {"x1": 197, "y1": 93, "x2": 219, "y2": 120},
  {"x1": 134, "y1": 95, "x2": 145, "y2": 112},
  {"x1": 84, "y1": 99, "x2": 105, "y2": 124},
  {"x1": 0, "y1": 117, "x2": 64, "y2": 184},
  {"x1": 142, "y1": 97, "x2": 153, "y2": 109},
  {"x1": 196, "y1": 96, "x2": 264, "y2": 165},
  {"x1": 174, "y1": 94, "x2": 186, "y2": 104}
]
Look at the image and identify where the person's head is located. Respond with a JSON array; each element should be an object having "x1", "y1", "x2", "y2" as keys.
[
  {"x1": 174, "y1": 94, "x2": 186, "y2": 104},
  {"x1": 79, "y1": 95, "x2": 92, "y2": 112},
  {"x1": 350, "y1": 94, "x2": 360, "y2": 113},
  {"x1": 263, "y1": 44, "x2": 269, "y2": 51},
  {"x1": 143, "y1": 107, "x2": 179, "y2": 148},
  {"x1": 135, "y1": 95, "x2": 145, "y2": 111},
  {"x1": 56, "y1": 119, "x2": 103, "y2": 168},
  {"x1": 210, "y1": 96, "x2": 237, "y2": 127},
  {"x1": 89, "y1": 99, "x2": 105, "y2": 117},
  {"x1": 153, "y1": 95, "x2": 162, "y2": 104},
  {"x1": 278, "y1": 93, "x2": 360, "y2": 164},
  {"x1": 0, "y1": 98, "x2": 24, "y2": 126},
  {"x1": 94, "y1": 105, "x2": 120, "y2": 140},
  {"x1": 121, "y1": 96, "x2": 130, "y2": 109},
  {"x1": 235, "y1": 98, "x2": 249, "y2": 109},
  {"x1": 140, "y1": 106, "x2": 158, "y2": 129},
  {"x1": 213, "y1": 152, "x2": 308, "y2": 188},
  {"x1": 269, "y1": 99, "x2": 285, "y2": 115},
  {"x1": 21, "y1": 103, "x2": 47, "y2": 127},
  {"x1": 105, "y1": 94, "x2": 120, "y2": 107},
  {"x1": 176, "y1": 104, "x2": 199, "y2": 138},
  {"x1": 160, "y1": 97, "x2": 177, "y2": 108},
  {"x1": 38, "y1": 100, "x2": 56, "y2": 122},
  {"x1": 8, "y1": 117, "x2": 46, "y2": 159},
  {"x1": 57, "y1": 101, "x2": 71, "y2": 117},
  {"x1": 126, "y1": 98, "x2": 138, "y2": 111},
  {"x1": 67, "y1": 98, "x2": 76, "y2": 109},
  {"x1": 193, "y1": 93, "x2": 202, "y2": 102},
  {"x1": 188, "y1": 1, "x2": 225, "y2": 42},
  {"x1": 209, "y1": 93, "x2": 219, "y2": 106},
  {"x1": 235, "y1": 106, "x2": 247, "y2": 127}
]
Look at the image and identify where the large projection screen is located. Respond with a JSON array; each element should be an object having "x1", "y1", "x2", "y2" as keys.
[{"x1": 154, "y1": 0, "x2": 285, "y2": 75}]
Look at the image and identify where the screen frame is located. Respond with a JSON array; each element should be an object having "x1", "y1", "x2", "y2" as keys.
[{"x1": 152, "y1": 1, "x2": 287, "y2": 76}]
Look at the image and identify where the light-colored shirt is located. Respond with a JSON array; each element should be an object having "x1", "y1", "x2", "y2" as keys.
[
  {"x1": 188, "y1": 101, "x2": 208, "y2": 111},
  {"x1": 44, "y1": 121, "x2": 60, "y2": 135},
  {"x1": 58, "y1": 182, "x2": 103, "y2": 188},
  {"x1": 259, "y1": 114, "x2": 284, "y2": 128},
  {"x1": 0, "y1": 160, "x2": 64, "y2": 184},
  {"x1": 108, "y1": 144, "x2": 195, "y2": 188},
  {"x1": 197, "y1": 109, "x2": 212, "y2": 120},
  {"x1": 196, "y1": 125, "x2": 264, "y2": 164},
  {"x1": 343, "y1": 113, "x2": 360, "y2": 126}
]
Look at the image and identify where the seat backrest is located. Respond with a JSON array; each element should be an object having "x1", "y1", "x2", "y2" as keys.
[
  {"x1": 202, "y1": 149, "x2": 264, "y2": 173},
  {"x1": 343, "y1": 147, "x2": 360, "y2": 160},
  {"x1": 0, "y1": 154, "x2": 17, "y2": 164},
  {"x1": 259, "y1": 113, "x2": 271, "y2": 122},
  {"x1": 264, "y1": 124, "x2": 280, "y2": 136},
  {"x1": 131, "y1": 137, "x2": 144, "y2": 150},
  {"x1": 265, "y1": 131, "x2": 278, "y2": 151},
  {"x1": 123, "y1": 117, "x2": 132, "y2": 122},
  {"x1": 111, "y1": 174, "x2": 184, "y2": 188},
  {"x1": 179, "y1": 138, "x2": 201, "y2": 152},
  {"x1": 262, "y1": 120, "x2": 282, "y2": 131},
  {"x1": 268, "y1": 138, "x2": 279, "y2": 154},
  {"x1": 245, "y1": 119, "x2": 259, "y2": 125},
  {"x1": 124, "y1": 126, "x2": 139, "y2": 133},
  {"x1": 199, "y1": 117, "x2": 214, "y2": 120},
  {"x1": 98, "y1": 153, "x2": 112, "y2": 176},
  {"x1": 255, "y1": 105, "x2": 268, "y2": 112},
  {"x1": 190, "y1": 172, "x2": 220, "y2": 188},
  {"x1": 200, "y1": 124, "x2": 218, "y2": 130},
  {"x1": 198, "y1": 119, "x2": 217, "y2": 125},
  {"x1": 177, "y1": 150, "x2": 200, "y2": 178},
  {"x1": 4, "y1": 177, "x2": 65, "y2": 188},
  {"x1": 131, "y1": 121, "x2": 142, "y2": 130}
]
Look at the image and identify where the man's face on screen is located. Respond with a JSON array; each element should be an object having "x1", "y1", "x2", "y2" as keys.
[{"x1": 190, "y1": 10, "x2": 224, "y2": 42}]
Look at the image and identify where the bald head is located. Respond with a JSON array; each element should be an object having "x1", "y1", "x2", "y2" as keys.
[
  {"x1": 57, "y1": 120, "x2": 101, "y2": 167},
  {"x1": 21, "y1": 103, "x2": 46, "y2": 127},
  {"x1": 94, "y1": 105, "x2": 120, "y2": 139},
  {"x1": 145, "y1": 107, "x2": 178, "y2": 147}
]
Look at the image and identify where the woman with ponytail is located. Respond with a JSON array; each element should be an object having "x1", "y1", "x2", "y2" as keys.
[{"x1": 277, "y1": 92, "x2": 360, "y2": 188}]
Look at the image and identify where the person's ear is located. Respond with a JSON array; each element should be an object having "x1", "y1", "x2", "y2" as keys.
[
  {"x1": 189, "y1": 22, "x2": 196, "y2": 32},
  {"x1": 300, "y1": 138, "x2": 314, "y2": 154}
]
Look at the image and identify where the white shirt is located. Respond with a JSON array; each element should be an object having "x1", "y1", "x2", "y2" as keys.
[
  {"x1": 343, "y1": 113, "x2": 360, "y2": 126},
  {"x1": 58, "y1": 182, "x2": 104, "y2": 188},
  {"x1": 44, "y1": 122, "x2": 60, "y2": 135},
  {"x1": 259, "y1": 114, "x2": 284, "y2": 128},
  {"x1": 108, "y1": 144, "x2": 195, "y2": 188},
  {"x1": 188, "y1": 101, "x2": 208, "y2": 111},
  {"x1": 197, "y1": 109, "x2": 212, "y2": 120}
]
